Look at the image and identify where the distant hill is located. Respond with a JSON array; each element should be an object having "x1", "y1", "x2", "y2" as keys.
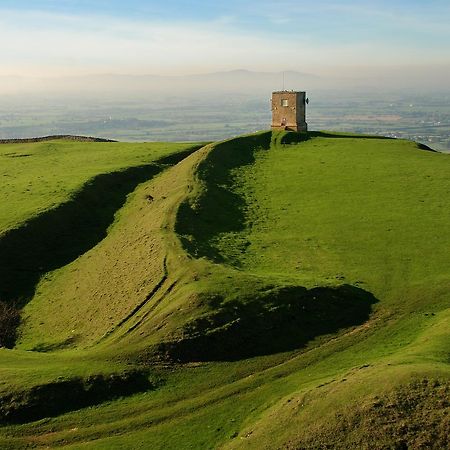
[
  {"x1": 2, "y1": 65, "x2": 450, "y2": 96},
  {"x1": 0, "y1": 135, "x2": 116, "y2": 144},
  {"x1": 0, "y1": 70, "x2": 320, "y2": 95}
]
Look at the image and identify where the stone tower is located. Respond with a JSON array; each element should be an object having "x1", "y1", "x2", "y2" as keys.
[{"x1": 271, "y1": 91, "x2": 308, "y2": 132}]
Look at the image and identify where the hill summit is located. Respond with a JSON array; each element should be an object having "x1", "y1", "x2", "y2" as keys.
[{"x1": 0, "y1": 131, "x2": 448, "y2": 449}]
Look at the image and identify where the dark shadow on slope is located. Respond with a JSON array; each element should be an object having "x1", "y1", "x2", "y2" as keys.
[
  {"x1": 159, "y1": 284, "x2": 378, "y2": 362},
  {"x1": 309, "y1": 131, "x2": 394, "y2": 140},
  {"x1": 176, "y1": 130, "x2": 392, "y2": 263},
  {"x1": 0, "y1": 370, "x2": 155, "y2": 424},
  {"x1": 0, "y1": 146, "x2": 201, "y2": 312},
  {"x1": 156, "y1": 145, "x2": 208, "y2": 165},
  {"x1": 281, "y1": 131, "x2": 394, "y2": 145},
  {"x1": 0, "y1": 300, "x2": 20, "y2": 348},
  {"x1": 416, "y1": 142, "x2": 437, "y2": 152},
  {"x1": 280, "y1": 131, "x2": 310, "y2": 145},
  {"x1": 176, "y1": 132, "x2": 272, "y2": 262}
]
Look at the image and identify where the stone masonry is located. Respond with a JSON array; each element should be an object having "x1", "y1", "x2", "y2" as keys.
[{"x1": 271, "y1": 91, "x2": 307, "y2": 132}]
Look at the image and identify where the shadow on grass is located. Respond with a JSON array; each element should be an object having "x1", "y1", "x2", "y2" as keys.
[
  {"x1": 310, "y1": 131, "x2": 394, "y2": 140},
  {"x1": 170, "y1": 131, "x2": 380, "y2": 361},
  {"x1": 281, "y1": 131, "x2": 395, "y2": 145},
  {"x1": 0, "y1": 300, "x2": 20, "y2": 348},
  {"x1": 0, "y1": 146, "x2": 201, "y2": 311},
  {"x1": 177, "y1": 130, "x2": 396, "y2": 262},
  {"x1": 159, "y1": 283, "x2": 378, "y2": 362},
  {"x1": 416, "y1": 142, "x2": 437, "y2": 152},
  {"x1": 0, "y1": 370, "x2": 155, "y2": 424},
  {"x1": 176, "y1": 132, "x2": 272, "y2": 262}
]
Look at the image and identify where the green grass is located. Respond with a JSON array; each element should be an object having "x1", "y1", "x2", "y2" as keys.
[
  {"x1": 0, "y1": 131, "x2": 448, "y2": 448},
  {"x1": 213, "y1": 132, "x2": 450, "y2": 298},
  {"x1": 0, "y1": 139, "x2": 200, "y2": 234}
]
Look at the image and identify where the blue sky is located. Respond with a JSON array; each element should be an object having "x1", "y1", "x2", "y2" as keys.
[{"x1": 0, "y1": 0, "x2": 449, "y2": 77}]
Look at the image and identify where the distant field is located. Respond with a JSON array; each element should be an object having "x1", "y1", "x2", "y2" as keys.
[
  {"x1": 0, "y1": 131, "x2": 448, "y2": 449},
  {"x1": 1, "y1": 90, "x2": 449, "y2": 151}
]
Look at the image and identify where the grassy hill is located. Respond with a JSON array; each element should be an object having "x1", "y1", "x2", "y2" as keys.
[{"x1": 0, "y1": 132, "x2": 448, "y2": 449}]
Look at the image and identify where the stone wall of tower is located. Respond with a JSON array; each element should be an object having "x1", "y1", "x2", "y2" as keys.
[{"x1": 271, "y1": 91, "x2": 307, "y2": 132}]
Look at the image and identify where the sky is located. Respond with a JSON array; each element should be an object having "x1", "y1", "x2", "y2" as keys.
[{"x1": 0, "y1": 0, "x2": 449, "y2": 79}]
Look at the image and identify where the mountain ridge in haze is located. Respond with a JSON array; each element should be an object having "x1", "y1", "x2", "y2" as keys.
[{"x1": 0, "y1": 70, "x2": 320, "y2": 95}]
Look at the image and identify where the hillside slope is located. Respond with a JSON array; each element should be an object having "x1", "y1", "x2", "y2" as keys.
[
  {"x1": 0, "y1": 138, "x2": 199, "y2": 234},
  {"x1": 0, "y1": 131, "x2": 448, "y2": 449}
]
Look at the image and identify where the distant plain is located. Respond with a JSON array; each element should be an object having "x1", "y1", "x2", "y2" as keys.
[{"x1": 1, "y1": 88, "x2": 449, "y2": 152}]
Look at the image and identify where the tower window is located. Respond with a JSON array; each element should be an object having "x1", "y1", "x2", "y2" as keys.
[{"x1": 281, "y1": 99, "x2": 289, "y2": 107}]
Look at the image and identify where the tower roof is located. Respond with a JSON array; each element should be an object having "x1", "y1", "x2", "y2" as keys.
[{"x1": 272, "y1": 90, "x2": 305, "y2": 94}]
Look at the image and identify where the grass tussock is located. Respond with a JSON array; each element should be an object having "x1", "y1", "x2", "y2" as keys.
[{"x1": 284, "y1": 378, "x2": 449, "y2": 450}]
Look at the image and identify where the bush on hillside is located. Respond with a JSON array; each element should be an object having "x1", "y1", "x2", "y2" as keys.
[{"x1": 0, "y1": 301, "x2": 20, "y2": 348}]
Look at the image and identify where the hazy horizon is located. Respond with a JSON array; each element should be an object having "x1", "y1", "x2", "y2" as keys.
[
  {"x1": 1, "y1": 1, "x2": 448, "y2": 149},
  {"x1": 1, "y1": 67, "x2": 449, "y2": 96},
  {"x1": 1, "y1": 0, "x2": 449, "y2": 93}
]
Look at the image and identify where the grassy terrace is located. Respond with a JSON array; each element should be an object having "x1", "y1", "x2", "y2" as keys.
[
  {"x1": 0, "y1": 132, "x2": 448, "y2": 448},
  {"x1": 211, "y1": 132, "x2": 450, "y2": 297},
  {"x1": 0, "y1": 139, "x2": 202, "y2": 233}
]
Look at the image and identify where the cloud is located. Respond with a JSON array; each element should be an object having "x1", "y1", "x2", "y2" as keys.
[{"x1": 0, "y1": 7, "x2": 448, "y2": 78}]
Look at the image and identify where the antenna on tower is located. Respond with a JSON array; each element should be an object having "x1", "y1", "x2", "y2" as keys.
[{"x1": 282, "y1": 71, "x2": 285, "y2": 91}]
